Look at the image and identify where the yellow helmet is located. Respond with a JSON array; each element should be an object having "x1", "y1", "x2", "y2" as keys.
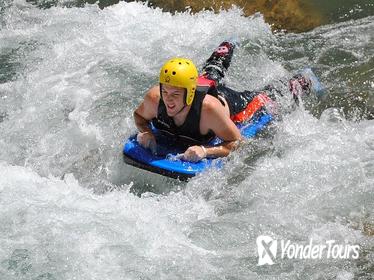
[{"x1": 159, "y1": 58, "x2": 198, "y2": 106}]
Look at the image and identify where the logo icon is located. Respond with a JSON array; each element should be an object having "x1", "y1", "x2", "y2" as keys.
[{"x1": 257, "y1": 235, "x2": 277, "y2": 266}]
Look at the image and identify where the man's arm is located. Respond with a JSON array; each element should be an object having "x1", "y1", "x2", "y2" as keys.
[
  {"x1": 133, "y1": 85, "x2": 159, "y2": 132},
  {"x1": 203, "y1": 99, "x2": 241, "y2": 158},
  {"x1": 183, "y1": 97, "x2": 242, "y2": 161},
  {"x1": 133, "y1": 86, "x2": 160, "y2": 150}
]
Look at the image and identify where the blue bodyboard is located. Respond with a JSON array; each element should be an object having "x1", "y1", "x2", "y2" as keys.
[{"x1": 123, "y1": 113, "x2": 273, "y2": 180}]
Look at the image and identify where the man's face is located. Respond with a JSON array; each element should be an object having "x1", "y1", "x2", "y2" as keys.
[{"x1": 161, "y1": 84, "x2": 186, "y2": 117}]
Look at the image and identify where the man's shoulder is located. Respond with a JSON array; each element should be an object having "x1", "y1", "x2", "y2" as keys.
[
  {"x1": 147, "y1": 85, "x2": 161, "y2": 101},
  {"x1": 140, "y1": 85, "x2": 160, "y2": 117},
  {"x1": 201, "y1": 94, "x2": 222, "y2": 112}
]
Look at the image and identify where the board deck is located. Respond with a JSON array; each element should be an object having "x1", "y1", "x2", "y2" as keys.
[{"x1": 123, "y1": 113, "x2": 273, "y2": 180}]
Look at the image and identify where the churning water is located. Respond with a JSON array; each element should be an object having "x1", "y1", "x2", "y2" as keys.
[{"x1": 0, "y1": 1, "x2": 373, "y2": 279}]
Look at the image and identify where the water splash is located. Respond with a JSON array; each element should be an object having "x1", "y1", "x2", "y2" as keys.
[{"x1": 0, "y1": 1, "x2": 373, "y2": 279}]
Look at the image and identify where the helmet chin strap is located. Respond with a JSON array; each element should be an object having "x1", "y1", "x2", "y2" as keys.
[
  {"x1": 173, "y1": 90, "x2": 189, "y2": 116},
  {"x1": 174, "y1": 104, "x2": 187, "y2": 116}
]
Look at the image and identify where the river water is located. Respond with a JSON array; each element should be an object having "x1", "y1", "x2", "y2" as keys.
[{"x1": 0, "y1": 1, "x2": 373, "y2": 279}]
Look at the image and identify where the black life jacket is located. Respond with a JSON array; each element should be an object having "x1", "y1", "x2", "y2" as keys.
[{"x1": 151, "y1": 82, "x2": 218, "y2": 146}]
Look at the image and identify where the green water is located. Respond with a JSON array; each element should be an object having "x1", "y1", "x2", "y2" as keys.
[
  {"x1": 23, "y1": 0, "x2": 374, "y2": 27},
  {"x1": 303, "y1": 0, "x2": 374, "y2": 23}
]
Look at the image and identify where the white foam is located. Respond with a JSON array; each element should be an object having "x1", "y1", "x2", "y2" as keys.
[{"x1": 0, "y1": 1, "x2": 373, "y2": 278}]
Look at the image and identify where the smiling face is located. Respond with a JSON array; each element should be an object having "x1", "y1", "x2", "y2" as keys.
[{"x1": 161, "y1": 84, "x2": 187, "y2": 117}]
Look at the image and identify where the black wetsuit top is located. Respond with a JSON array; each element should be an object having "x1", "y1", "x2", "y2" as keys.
[{"x1": 151, "y1": 87, "x2": 216, "y2": 146}]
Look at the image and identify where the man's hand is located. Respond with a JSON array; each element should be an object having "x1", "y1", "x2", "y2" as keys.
[
  {"x1": 137, "y1": 132, "x2": 157, "y2": 153},
  {"x1": 183, "y1": 145, "x2": 207, "y2": 162}
]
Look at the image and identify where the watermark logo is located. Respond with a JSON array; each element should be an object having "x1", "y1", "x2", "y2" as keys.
[
  {"x1": 256, "y1": 235, "x2": 277, "y2": 266},
  {"x1": 256, "y1": 236, "x2": 360, "y2": 266}
]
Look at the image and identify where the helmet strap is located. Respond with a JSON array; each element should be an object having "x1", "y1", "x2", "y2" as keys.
[
  {"x1": 175, "y1": 90, "x2": 189, "y2": 115},
  {"x1": 175, "y1": 90, "x2": 188, "y2": 114},
  {"x1": 175, "y1": 104, "x2": 187, "y2": 115}
]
